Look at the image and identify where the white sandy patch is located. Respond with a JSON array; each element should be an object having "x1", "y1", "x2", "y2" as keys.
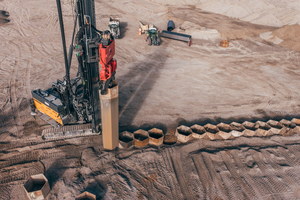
[
  {"x1": 147, "y1": 0, "x2": 300, "y2": 27},
  {"x1": 259, "y1": 31, "x2": 283, "y2": 45},
  {"x1": 177, "y1": 21, "x2": 221, "y2": 41}
]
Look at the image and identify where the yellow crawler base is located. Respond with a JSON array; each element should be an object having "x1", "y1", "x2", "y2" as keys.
[{"x1": 33, "y1": 98, "x2": 63, "y2": 125}]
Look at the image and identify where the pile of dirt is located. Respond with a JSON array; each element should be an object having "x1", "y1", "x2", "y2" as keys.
[
  {"x1": 272, "y1": 24, "x2": 300, "y2": 51},
  {"x1": 0, "y1": 10, "x2": 10, "y2": 25}
]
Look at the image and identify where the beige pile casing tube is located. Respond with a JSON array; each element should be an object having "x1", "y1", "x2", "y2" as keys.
[{"x1": 100, "y1": 82, "x2": 119, "y2": 150}]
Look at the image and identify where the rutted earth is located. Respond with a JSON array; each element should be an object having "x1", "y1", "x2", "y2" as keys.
[
  {"x1": 1, "y1": 127, "x2": 300, "y2": 199},
  {"x1": 1, "y1": 0, "x2": 300, "y2": 199}
]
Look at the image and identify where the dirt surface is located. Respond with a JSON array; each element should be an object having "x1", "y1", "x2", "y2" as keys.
[
  {"x1": 1, "y1": 0, "x2": 300, "y2": 138},
  {"x1": 1, "y1": 0, "x2": 300, "y2": 199},
  {"x1": 1, "y1": 134, "x2": 300, "y2": 199}
]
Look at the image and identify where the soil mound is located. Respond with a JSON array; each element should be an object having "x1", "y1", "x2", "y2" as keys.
[
  {"x1": 273, "y1": 24, "x2": 300, "y2": 51},
  {"x1": 0, "y1": 10, "x2": 10, "y2": 25}
]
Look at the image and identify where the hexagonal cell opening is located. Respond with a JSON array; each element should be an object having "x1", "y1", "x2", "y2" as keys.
[
  {"x1": 177, "y1": 125, "x2": 192, "y2": 136},
  {"x1": 134, "y1": 134, "x2": 148, "y2": 141},
  {"x1": 148, "y1": 128, "x2": 163, "y2": 139},
  {"x1": 280, "y1": 119, "x2": 296, "y2": 128},
  {"x1": 217, "y1": 123, "x2": 232, "y2": 133},
  {"x1": 119, "y1": 131, "x2": 134, "y2": 143},
  {"x1": 230, "y1": 122, "x2": 245, "y2": 132},
  {"x1": 23, "y1": 174, "x2": 50, "y2": 200},
  {"x1": 204, "y1": 124, "x2": 219, "y2": 134},
  {"x1": 134, "y1": 130, "x2": 149, "y2": 141},
  {"x1": 255, "y1": 121, "x2": 271, "y2": 131},
  {"x1": 191, "y1": 124, "x2": 206, "y2": 135},
  {"x1": 267, "y1": 120, "x2": 284, "y2": 129},
  {"x1": 242, "y1": 121, "x2": 257, "y2": 131}
]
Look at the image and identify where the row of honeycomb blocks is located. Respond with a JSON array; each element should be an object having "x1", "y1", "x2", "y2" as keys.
[{"x1": 119, "y1": 118, "x2": 300, "y2": 149}]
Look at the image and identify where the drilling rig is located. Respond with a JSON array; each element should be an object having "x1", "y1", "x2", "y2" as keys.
[{"x1": 30, "y1": 0, "x2": 119, "y2": 149}]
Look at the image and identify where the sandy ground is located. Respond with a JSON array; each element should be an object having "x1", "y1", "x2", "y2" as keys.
[
  {"x1": 1, "y1": 0, "x2": 300, "y2": 199},
  {"x1": 1, "y1": 0, "x2": 300, "y2": 137}
]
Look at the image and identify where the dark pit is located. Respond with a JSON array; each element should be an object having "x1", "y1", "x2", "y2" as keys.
[
  {"x1": 204, "y1": 127, "x2": 219, "y2": 134},
  {"x1": 120, "y1": 136, "x2": 133, "y2": 143},
  {"x1": 134, "y1": 134, "x2": 148, "y2": 141},
  {"x1": 177, "y1": 126, "x2": 192, "y2": 136},
  {"x1": 149, "y1": 132, "x2": 163, "y2": 139},
  {"x1": 30, "y1": 183, "x2": 44, "y2": 192},
  {"x1": 191, "y1": 125, "x2": 206, "y2": 135}
]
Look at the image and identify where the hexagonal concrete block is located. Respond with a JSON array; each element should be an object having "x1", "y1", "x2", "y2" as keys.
[
  {"x1": 267, "y1": 120, "x2": 284, "y2": 129},
  {"x1": 242, "y1": 129, "x2": 255, "y2": 137},
  {"x1": 255, "y1": 128, "x2": 267, "y2": 137},
  {"x1": 230, "y1": 130, "x2": 243, "y2": 138},
  {"x1": 201, "y1": 132, "x2": 216, "y2": 140},
  {"x1": 190, "y1": 124, "x2": 206, "y2": 139},
  {"x1": 163, "y1": 132, "x2": 177, "y2": 145},
  {"x1": 148, "y1": 128, "x2": 164, "y2": 146},
  {"x1": 133, "y1": 129, "x2": 149, "y2": 147},
  {"x1": 230, "y1": 122, "x2": 245, "y2": 132},
  {"x1": 176, "y1": 125, "x2": 193, "y2": 143},
  {"x1": 215, "y1": 131, "x2": 234, "y2": 140},
  {"x1": 255, "y1": 121, "x2": 271, "y2": 130},
  {"x1": 204, "y1": 124, "x2": 219, "y2": 134},
  {"x1": 266, "y1": 127, "x2": 287, "y2": 136},
  {"x1": 217, "y1": 123, "x2": 232, "y2": 133},
  {"x1": 285, "y1": 126, "x2": 300, "y2": 136},
  {"x1": 291, "y1": 118, "x2": 300, "y2": 126},
  {"x1": 280, "y1": 119, "x2": 296, "y2": 128},
  {"x1": 23, "y1": 174, "x2": 50, "y2": 200},
  {"x1": 119, "y1": 131, "x2": 134, "y2": 149},
  {"x1": 242, "y1": 121, "x2": 256, "y2": 130},
  {"x1": 75, "y1": 191, "x2": 96, "y2": 200}
]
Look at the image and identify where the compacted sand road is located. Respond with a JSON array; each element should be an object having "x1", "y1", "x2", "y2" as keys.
[{"x1": 1, "y1": 0, "x2": 300, "y2": 137}]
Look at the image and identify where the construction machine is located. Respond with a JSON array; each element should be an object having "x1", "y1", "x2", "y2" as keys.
[
  {"x1": 30, "y1": 0, "x2": 119, "y2": 149},
  {"x1": 108, "y1": 18, "x2": 120, "y2": 39},
  {"x1": 145, "y1": 27, "x2": 160, "y2": 46},
  {"x1": 139, "y1": 21, "x2": 160, "y2": 45}
]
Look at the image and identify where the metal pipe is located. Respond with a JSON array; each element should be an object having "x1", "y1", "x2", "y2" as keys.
[
  {"x1": 56, "y1": 0, "x2": 70, "y2": 82},
  {"x1": 56, "y1": 0, "x2": 72, "y2": 113},
  {"x1": 67, "y1": 12, "x2": 78, "y2": 68}
]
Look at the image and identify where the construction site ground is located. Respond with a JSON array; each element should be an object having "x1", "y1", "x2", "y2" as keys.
[{"x1": 1, "y1": 0, "x2": 300, "y2": 199}]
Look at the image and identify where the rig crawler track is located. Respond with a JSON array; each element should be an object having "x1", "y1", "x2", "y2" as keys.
[{"x1": 1, "y1": 118, "x2": 300, "y2": 199}]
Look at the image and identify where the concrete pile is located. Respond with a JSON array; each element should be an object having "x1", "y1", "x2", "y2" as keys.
[{"x1": 119, "y1": 118, "x2": 300, "y2": 148}]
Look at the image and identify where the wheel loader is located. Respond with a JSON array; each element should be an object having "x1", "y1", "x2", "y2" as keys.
[
  {"x1": 145, "y1": 27, "x2": 160, "y2": 46},
  {"x1": 108, "y1": 18, "x2": 120, "y2": 39}
]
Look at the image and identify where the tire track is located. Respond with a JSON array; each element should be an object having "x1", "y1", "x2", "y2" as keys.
[
  {"x1": 249, "y1": 149, "x2": 291, "y2": 194},
  {"x1": 113, "y1": 161, "x2": 154, "y2": 199},
  {"x1": 24, "y1": 41, "x2": 32, "y2": 99},
  {"x1": 276, "y1": 146, "x2": 298, "y2": 167},
  {"x1": 260, "y1": 149, "x2": 298, "y2": 187},
  {"x1": 164, "y1": 148, "x2": 184, "y2": 200},
  {"x1": 230, "y1": 150, "x2": 264, "y2": 197},
  {"x1": 0, "y1": 151, "x2": 40, "y2": 168},
  {"x1": 7, "y1": 41, "x2": 23, "y2": 136},
  {"x1": 150, "y1": 157, "x2": 173, "y2": 199},
  {"x1": 218, "y1": 171, "x2": 242, "y2": 200},
  {"x1": 0, "y1": 185, "x2": 11, "y2": 200},
  {"x1": 170, "y1": 150, "x2": 195, "y2": 200},
  {"x1": 201, "y1": 152, "x2": 230, "y2": 200},
  {"x1": 191, "y1": 153, "x2": 217, "y2": 200},
  {"x1": 286, "y1": 145, "x2": 300, "y2": 164},
  {"x1": 220, "y1": 150, "x2": 256, "y2": 199},
  {"x1": 0, "y1": 162, "x2": 44, "y2": 185},
  {"x1": 0, "y1": 132, "x2": 10, "y2": 142}
]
